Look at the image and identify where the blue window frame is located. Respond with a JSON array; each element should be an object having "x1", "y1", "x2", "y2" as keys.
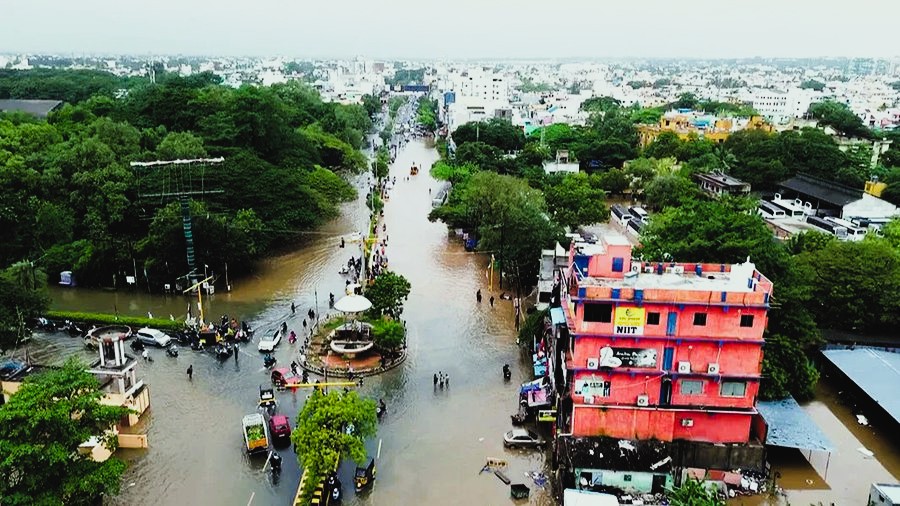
[{"x1": 612, "y1": 257, "x2": 624, "y2": 272}]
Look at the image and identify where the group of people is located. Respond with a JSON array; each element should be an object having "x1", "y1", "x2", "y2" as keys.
[{"x1": 433, "y1": 371, "x2": 450, "y2": 390}]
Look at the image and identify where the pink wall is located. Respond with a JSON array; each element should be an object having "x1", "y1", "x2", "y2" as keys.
[
  {"x1": 587, "y1": 244, "x2": 633, "y2": 278},
  {"x1": 570, "y1": 368, "x2": 760, "y2": 410},
  {"x1": 572, "y1": 406, "x2": 753, "y2": 443}
]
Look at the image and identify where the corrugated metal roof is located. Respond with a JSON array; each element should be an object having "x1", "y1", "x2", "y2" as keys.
[
  {"x1": 779, "y1": 173, "x2": 861, "y2": 207},
  {"x1": 756, "y1": 396, "x2": 832, "y2": 451},
  {"x1": 0, "y1": 99, "x2": 63, "y2": 117},
  {"x1": 822, "y1": 347, "x2": 900, "y2": 426}
]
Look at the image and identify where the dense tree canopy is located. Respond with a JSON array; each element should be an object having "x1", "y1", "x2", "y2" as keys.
[
  {"x1": 0, "y1": 359, "x2": 131, "y2": 505},
  {"x1": 0, "y1": 70, "x2": 368, "y2": 289},
  {"x1": 543, "y1": 172, "x2": 609, "y2": 229},
  {"x1": 452, "y1": 118, "x2": 525, "y2": 152},
  {"x1": 808, "y1": 100, "x2": 871, "y2": 139}
]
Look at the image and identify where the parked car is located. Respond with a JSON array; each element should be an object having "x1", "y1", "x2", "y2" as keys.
[
  {"x1": 271, "y1": 367, "x2": 301, "y2": 388},
  {"x1": 135, "y1": 328, "x2": 172, "y2": 348},
  {"x1": 257, "y1": 329, "x2": 282, "y2": 352},
  {"x1": 268, "y1": 414, "x2": 292, "y2": 442},
  {"x1": 503, "y1": 429, "x2": 544, "y2": 448}
]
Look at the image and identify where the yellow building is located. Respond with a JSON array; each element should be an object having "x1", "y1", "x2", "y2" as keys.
[{"x1": 638, "y1": 112, "x2": 772, "y2": 147}]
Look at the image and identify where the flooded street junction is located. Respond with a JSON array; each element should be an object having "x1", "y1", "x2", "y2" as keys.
[{"x1": 23, "y1": 138, "x2": 900, "y2": 506}]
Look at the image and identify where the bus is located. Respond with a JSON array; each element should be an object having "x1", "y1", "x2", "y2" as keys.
[
  {"x1": 807, "y1": 216, "x2": 847, "y2": 240},
  {"x1": 610, "y1": 204, "x2": 632, "y2": 226},
  {"x1": 758, "y1": 201, "x2": 787, "y2": 219}
]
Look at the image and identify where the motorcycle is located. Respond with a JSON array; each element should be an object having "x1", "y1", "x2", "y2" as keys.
[
  {"x1": 288, "y1": 331, "x2": 297, "y2": 345},
  {"x1": 263, "y1": 354, "x2": 277, "y2": 369},
  {"x1": 131, "y1": 339, "x2": 146, "y2": 352},
  {"x1": 165, "y1": 344, "x2": 179, "y2": 358}
]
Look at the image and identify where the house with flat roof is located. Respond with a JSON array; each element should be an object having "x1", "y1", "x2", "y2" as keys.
[{"x1": 695, "y1": 171, "x2": 750, "y2": 197}]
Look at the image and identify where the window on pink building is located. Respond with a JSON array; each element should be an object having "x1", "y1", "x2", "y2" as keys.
[
  {"x1": 647, "y1": 312, "x2": 660, "y2": 325},
  {"x1": 740, "y1": 315, "x2": 754, "y2": 327},
  {"x1": 612, "y1": 257, "x2": 624, "y2": 272},
  {"x1": 680, "y1": 380, "x2": 703, "y2": 395},
  {"x1": 583, "y1": 303, "x2": 612, "y2": 323},
  {"x1": 693, "y1": 313, "x2": 707, "y2": 326},
  {"x1": 721, "y1": 381, "x2": 747, "y2": 397}
]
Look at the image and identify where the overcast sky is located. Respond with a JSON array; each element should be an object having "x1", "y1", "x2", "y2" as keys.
[{"x1": 3, "y1": 0, "x2": 899, "y2": 60}]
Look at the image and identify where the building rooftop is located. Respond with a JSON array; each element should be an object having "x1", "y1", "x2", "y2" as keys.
[
  {"x1": 578, "y1": 260, "x2": 760, "y2": 294},
  {"x1": 821, "y1": 347, "x2": 900, "y2": 426},
  {"x1": 696, "y1": 171, "x2": 748, "y2": 188},
  {"x1": 756, "y1": 396, "x2": 832, "y2": 451},
  {"x1": 779, "y1": 173, "x2": 862, "y2": 207},
  {"x1": 0, "y1": 99, "x2": 63, "y2": 117}
]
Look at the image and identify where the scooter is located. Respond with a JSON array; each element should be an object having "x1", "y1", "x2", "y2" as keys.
[
  {"x1": 288, "y1": 331, "x2": 297, "y2": 345},
  {"x1": 166, "y1": 344, "x2": 179, "y2": 358}
]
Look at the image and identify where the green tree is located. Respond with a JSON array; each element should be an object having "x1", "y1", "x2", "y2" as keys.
[
  {"x1": 155, "y1": 131, "x2": 207, "y2": 160},
  {"x1": 371, "y1": 318, "x2": 406, "y2": 350},
  {"x1": 366, "y1": 271, "x2": 411, "y2": 318},
  {"x1": 580, "y1": 96, "x2": 621, "y2": 114},
  {"x1": 0, "y1": 262, "x2": 49, "y2": 351},
  {"x1": 452, "y1": 118, "x2": 525, "y2": 151},
  {"x1": 543, "y1": 172, "x2": 610, "y2": 229},
  {"x1": 291, "y1": 390, "x2": 377, "y2": 504},
  {"x1": 361, "y1": 94, "x2": 381, "y2": 118},
  {"x1": 800, "y1": 79, "x2": 825, "y2": 91},
  {"x1": 666, "y1": 475, "x2": 724, "y2": 506},
  {"x1": 595, "y1": 168, "x2": 630, "y2": 194},
  {"x1": 0, "y1": 358, "x2": 131, "y2": 505},
  {"x1": 808, "y1": 100, "x2": 871, "y2": 138},
  {"x1": 643, "y1": 175, "x2": 699, "y2": 211},
  {"x1": 795, "y1": 239, "x2": 900, "y2": 332}
]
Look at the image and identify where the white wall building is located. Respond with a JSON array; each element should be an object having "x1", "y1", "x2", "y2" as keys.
[{"x1": 752, "y1": 89, "x2": 822, "y2": 123}]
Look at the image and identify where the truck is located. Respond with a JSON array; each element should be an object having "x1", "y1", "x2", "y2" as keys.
[{"x1": 242, "y1": 413, "x2": 269, "y2": 454}]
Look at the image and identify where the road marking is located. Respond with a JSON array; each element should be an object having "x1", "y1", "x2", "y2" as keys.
[
  {"x1": 246, "y1": 491, "x2": 255, "y2": 506},
  {"x1": 377, "y1": 438, "x2": 383, "y2": 459}
]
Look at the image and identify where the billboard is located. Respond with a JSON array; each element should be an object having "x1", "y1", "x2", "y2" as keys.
[
  {"x1": 574, "y1": 377, "x2": 610, "y2": 397},
  {"x1": 599, "y1": 346, "x2": 658, "y2": 368},
  {"x1": 614, "y1": 307, "x2": 645, "y2": 335}
]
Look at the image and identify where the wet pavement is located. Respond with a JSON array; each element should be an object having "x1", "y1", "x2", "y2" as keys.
[{"x1": 35, "y1": 135, "x2": 554, "y2": 505}]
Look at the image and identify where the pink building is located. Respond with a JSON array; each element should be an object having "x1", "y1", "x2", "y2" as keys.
[{"x1": 559, "y1": 233, "x2": 773, "y2": 444}]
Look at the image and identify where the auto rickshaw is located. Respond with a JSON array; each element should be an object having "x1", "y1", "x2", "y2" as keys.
[
  {"x1": 410, "y1": 164, "x2": 419, "y2": 176},
  {"x1": 355, "y1": 458, "x2": 376, "y2": 493},
  {"x1": 259, "y1": 386, "x2": 276, "y2": 412}
]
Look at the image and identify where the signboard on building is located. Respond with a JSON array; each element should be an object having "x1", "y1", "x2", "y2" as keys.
[
  {"x1": 599, "y1": 346, "x2": 658, "y2": 368},
  {"x1": 574, "y1": 377, "x2": 609, "y2": 397},
  {"x1": 614, "y1": 307, "x2": 645, "y2": 335}
]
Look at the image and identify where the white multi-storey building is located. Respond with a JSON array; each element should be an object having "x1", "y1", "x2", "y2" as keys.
[{"x1": 752, "y1": 89, "x2": 823, "y2": 123}]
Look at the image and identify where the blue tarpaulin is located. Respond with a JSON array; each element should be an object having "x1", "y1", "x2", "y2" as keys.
[
  {"x1": 550, "y1": 307, "x2": 566, "y2": 326},
  {"x1": 756, "y1": 396, "x2": 832, "y2": 451}
]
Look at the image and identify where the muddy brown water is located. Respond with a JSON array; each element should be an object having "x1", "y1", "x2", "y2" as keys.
[
  {"x1": 27, "y1": 137, "x2": 900, "y2": 505},
  {"x1": 32, "y1": 138, "x2": 555, "y2": 506}
]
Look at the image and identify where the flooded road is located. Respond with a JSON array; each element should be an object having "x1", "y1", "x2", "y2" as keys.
[{"x1": 34, "y1": 137, "x2": 553, "y2": 505}]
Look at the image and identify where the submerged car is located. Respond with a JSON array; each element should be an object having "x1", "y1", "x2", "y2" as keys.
[
  {"x1": 271, "y1": 367, "x2": 301, "y2": 388},
  {"x1": 503, "y1": 429, "x2": 544, "y2": 448},
  {"x1": 135, "y1": 328, "x2": 172, "y2": 348},
  {"x1": 257, "y1": 329, "x2": 282, "y2": 352}
]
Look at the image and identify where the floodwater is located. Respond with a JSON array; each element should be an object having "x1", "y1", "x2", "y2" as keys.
[
  {"x1": 27, "y1": 133, "x2": 900, "y2": 506},
  {"x1": 32, "y1": 135, "x2": 554, "y2": 505}
]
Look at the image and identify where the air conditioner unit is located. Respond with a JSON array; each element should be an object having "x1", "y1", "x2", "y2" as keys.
[
  {"x1": 631, "y1": 264, "x2": 641, "y2": 273},
  {"x1": 665, "y1": 267, "x2": 675, "y2": 274},
  {"x1": 644, "y1": 266, "x2": 655, "y2": 274},
  {"x1": 586, "y1": 358, "x2": 599, "y2": 370},
  {"x1": 677, "y1": 361, "x2": 691, "y2": 374},
  {"x1": 636, "y1": 395, "x2": 650, "y2": 407},
  {"x1": 583, "y1": 395, "x2": 594, "y2": 405},
  {"x1": 707, "y1": 363, "x2": 720, "y2": 374},
  {"x1": 672, "y1": 266, "x2": 684, "y2": 274},
  {"x1": 681, "y1": 418, "x2": 694, "y2": 427}
]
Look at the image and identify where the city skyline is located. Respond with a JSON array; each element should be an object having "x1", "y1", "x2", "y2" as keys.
[{"x1": 3, "y1": 0, "x2": 899, "y2": 60}]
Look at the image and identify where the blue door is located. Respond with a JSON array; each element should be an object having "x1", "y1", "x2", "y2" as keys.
[
  {"x1": 666, "y1": 312, "x2": 677, "y2": 336},
  {"x1": 662, "y1": 347, "x2": 675, "y2": 370}
]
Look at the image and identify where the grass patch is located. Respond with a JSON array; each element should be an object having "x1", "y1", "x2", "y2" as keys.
[{"x1": 46, "y1": 310, "x2": 186, "y2": 331}]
